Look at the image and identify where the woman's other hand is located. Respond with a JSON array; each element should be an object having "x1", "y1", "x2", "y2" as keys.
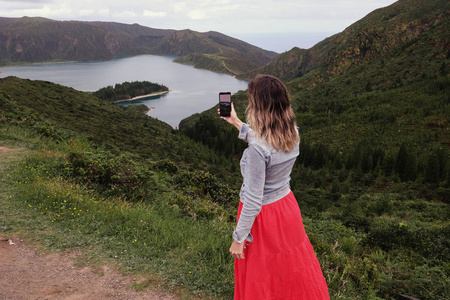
[
  {"x1": 218, "y1": 102, "x2": 243, "y2": 131},
  {"x1": 229, "y1": 240, "x2": 245, "y2": 259}
]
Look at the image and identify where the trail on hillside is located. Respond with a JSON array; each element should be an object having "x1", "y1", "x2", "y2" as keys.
[
  {"x1": 0, "y1": 237, "x2": 177, "y2": 300},
  {"x1": 0, "y1": 147, "x2": 178, "y2": 300},
  {"x1": 0, "y1": 147, "x2": 14, "y2": 152}
]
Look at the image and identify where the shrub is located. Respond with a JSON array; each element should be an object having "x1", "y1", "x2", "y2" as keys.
[
  {"x1": 61, "y1": 150, "x2": 155, "y2": 201},
  {"x1": 173, "y1": 170, "x2": 239, "y2": 207}
]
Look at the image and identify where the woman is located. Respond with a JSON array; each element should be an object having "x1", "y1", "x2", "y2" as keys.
[{"x1": 219, "y1": 75, "x2": 330, "y2": 300}]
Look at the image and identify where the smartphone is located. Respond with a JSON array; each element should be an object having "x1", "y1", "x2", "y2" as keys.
[{"x1": 219, "y1": 92, "x2": 231, "y2": 117}]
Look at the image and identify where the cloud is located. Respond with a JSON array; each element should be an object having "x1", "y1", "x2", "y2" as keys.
[
  {"x1": 98, "y1": 8, "x2": 110, "y2": 17},
  {"x1": 79, "y1": 9, "x2": 95, "y2": 17},
  {"x1": 0, "y1": 0, "x2": 48, "y2": 13},
  {"x1": 173, "y1": 2, "x2": 187, "y2": 14},
  {"x1": 143, "y1": 10, "x2": 167, "y2": 18},
  {"x1": 111, "y1": 10, "x2": 138, "y2": 19},
  {"x1": 0, "y1": 0, "x2": 398, "y2": 35},
  {"x1": 187, "y1": 10, "x2": 206, "y2": 20},
  {"x1": 1, "y1": 0, "x2": 51, "y2": 2}
]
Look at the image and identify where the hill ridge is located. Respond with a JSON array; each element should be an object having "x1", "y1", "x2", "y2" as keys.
[
  {"x1": 238, "y1": 0, "x2": 449, "y2": 84},
  {"x1": 0, "y1": 16, "x2": 277, "y2": 75}
]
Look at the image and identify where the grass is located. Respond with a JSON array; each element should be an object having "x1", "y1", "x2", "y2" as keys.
[
  {"x1": 1, "y1": 86, "x2": 449, "y2": 299},
  {"x1": 0, "y1": 126, "x2": 234, "y2": 299}
]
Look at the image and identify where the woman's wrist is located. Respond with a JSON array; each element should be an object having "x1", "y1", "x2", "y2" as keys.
[{"x1": 234, "y1": 119, "x2": 243, "y2": 131}]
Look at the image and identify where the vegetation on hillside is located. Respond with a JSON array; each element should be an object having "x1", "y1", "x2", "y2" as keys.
[
  {"x1": 2, "y1": 74, "x2": 449, "y2": 300},
  {"x1": 0, "y1": 75, "x2": 247, "y2": 298},
  {"x1": 93, "y1": 81, "x2": 169, "y2": 103},
  {"x1": 239, "y1": 0, "x2": 449, "y2": 83},
  {"x1": 0, "y1": 129, "x2": 237, "y2": 299},
  {"x1": 180, "y1": 78, "x2": 450, "y2": 300},
  {"x1": 178, "y1": 1, "x2": 450, "y2": 299}
]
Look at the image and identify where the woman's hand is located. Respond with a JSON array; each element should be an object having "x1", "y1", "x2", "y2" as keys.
[
  {"x1": 218, "y1": 102, "x2": 243, "y2": 131},
  {"x1": 229, "y1": 240, "x2": 245, "y2": 259}
]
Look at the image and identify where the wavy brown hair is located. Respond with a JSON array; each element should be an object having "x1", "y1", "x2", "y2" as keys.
[{"x1": 246, "y1": 75, "x2": 299, "y2": 152}]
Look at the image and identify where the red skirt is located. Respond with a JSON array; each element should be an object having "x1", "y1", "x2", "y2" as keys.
[{"x1": 234, "y1": 191, "x2": 330, "y2": 300}]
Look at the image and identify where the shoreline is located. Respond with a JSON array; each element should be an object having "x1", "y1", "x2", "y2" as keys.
[{"x1": 113, "y1": 90, "x2": 169, "y2": 103}]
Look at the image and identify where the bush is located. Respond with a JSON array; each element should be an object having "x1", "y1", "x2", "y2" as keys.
[
  {"x1": 61, "y1": 150, "x2": 154, "y2": 201},
  {"x1": 154, "y1": 159, "x2": 179, "y2": 175},
  {"x1": 173, "y1": 170, "x2": 239, "y2": 207}
]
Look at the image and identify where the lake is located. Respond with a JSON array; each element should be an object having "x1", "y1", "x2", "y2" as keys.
[{"x1": 0, "y1": 55, "x2": 249, "y2": 128}]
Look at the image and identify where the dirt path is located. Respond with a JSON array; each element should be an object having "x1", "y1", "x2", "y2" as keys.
[
  {"x1": 0, "y1": 146, "x2": 179, "y2": 300},
  {"x1": 0, "y1": 147, "x2": 14, "y2": 153},
  {"x1": 0, "y1": 237, "x2": 178, "y2": 300}
]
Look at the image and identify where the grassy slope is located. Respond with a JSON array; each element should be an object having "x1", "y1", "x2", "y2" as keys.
[
  {"x1": 0, "y1": 80, "x2": 241, "y2": 298},
  {"x1": 0, "y1": 77, "x2": 202, "y2": 166},
  {"x1": 2, "y1": 76, "x2": 449, "y2": 299},
  {"x1": 0, "y1": 126, "x2": 232, "y2": 299},
  {"x1": 295, "y1": 78, "x2": 450, "y2": 151}
]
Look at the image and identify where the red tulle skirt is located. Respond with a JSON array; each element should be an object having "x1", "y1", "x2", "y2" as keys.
[{"x1": 234, "y1": 191, "x2": 330, "y2": 300}]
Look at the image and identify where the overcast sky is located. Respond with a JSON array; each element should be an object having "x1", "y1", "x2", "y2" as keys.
[{"x1": 0, "y1": 0, "x2": 398, "y2": 52}]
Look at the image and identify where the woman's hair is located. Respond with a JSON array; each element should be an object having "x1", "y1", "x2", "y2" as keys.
[{"x1": 246, "y1": 74, "x2": 299, "y2": 152}]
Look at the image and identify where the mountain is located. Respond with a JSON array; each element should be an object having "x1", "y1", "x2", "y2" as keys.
[
  {"x1": 0, "y1": 17, "x2": 277, "y2": 75},
  {"x1": 173, "y1": 31, "x2": 279, "y2": 75},
  {"x1": 181, "y1": 0, "x2": 450, "y2": 203},
  {"x1": 239, "y1": 0, "x2": 449, "y2": 94},
  {"x1": 183, "y1": 0, "x2": 449, "y2": 168}
]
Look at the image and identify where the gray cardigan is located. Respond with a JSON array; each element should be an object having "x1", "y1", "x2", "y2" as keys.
[{"x1": 232, "y1": 123, "x2": 300, "y2": 243}]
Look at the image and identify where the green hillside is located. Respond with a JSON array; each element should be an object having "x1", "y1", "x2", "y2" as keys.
[
  {"x1": 2, "y1": 77, "x2": 448, "y2": 299},
  {"x1": 179, "y1": 0, "x2": 450, "y2": 298},
  {"x1": 0, "y1": 17, "x2": 277, "y2": 75},
  {"x1": 0, "y1": 72, "x2": 250, "y2": 298},
  {"x1": 0, "y1": 76, "x2": 237, "y2": 179},
  {"x1": 240, "y1": 0, "x2": 449, "y2": 89}
]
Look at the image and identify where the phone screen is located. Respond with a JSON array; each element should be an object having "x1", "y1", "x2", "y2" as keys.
[{"x1": 219, "y1": 92, "x2": 231, "y2": 117}]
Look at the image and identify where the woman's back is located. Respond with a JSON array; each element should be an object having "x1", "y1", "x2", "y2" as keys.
[{"x1": 239, "y1": 123, "x2": 299, "y2": 205}]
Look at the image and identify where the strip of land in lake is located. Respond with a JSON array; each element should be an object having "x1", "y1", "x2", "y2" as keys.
[{"x1": 114, "y1": 90, "x2": 169, "y2": 103}]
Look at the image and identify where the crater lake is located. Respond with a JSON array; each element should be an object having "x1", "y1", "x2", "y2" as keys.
[{"x1": 0, "y1": 55, "x2": 249, "y2": 128}]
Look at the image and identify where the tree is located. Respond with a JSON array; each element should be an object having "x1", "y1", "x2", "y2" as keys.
[
  {"x1": 365, "y1": 81, "x2": 372, "y2": 92},
  {"x1": 312, "y1": 143, "x2": 327, "y2": 169},
  {"x1": 331, "y1": 179, "x2": 341, "y2": 194},
  {"x1": 440, "y1": 61, "x2": 447, "y2": 76},
  {"x1": 425, "y1": 151, "x2": 440, "y2": 184},
  {"x1": 395, "y1": 143, "x2": 417, "y2": 182}
]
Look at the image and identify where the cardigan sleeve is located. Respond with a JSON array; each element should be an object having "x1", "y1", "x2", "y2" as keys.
[
  {"x1": 238, "y1": 123, "x2": 251, "y2": 142},
  {"x1": 232, "y1": 142, "x2": 266, "y2": 243}
]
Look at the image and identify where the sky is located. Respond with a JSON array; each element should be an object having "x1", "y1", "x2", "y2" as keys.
[{"x1": 0, "y1": 0, "x2": 398, "y2": 52}]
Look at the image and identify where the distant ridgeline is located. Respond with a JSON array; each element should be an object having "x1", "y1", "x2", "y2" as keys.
[
  {"x1": 0, "y1": 17, "x2": 277, "y2": 76},
  {"x1": 92, "y1": 81, "x2": 168, "y2": 103}
]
